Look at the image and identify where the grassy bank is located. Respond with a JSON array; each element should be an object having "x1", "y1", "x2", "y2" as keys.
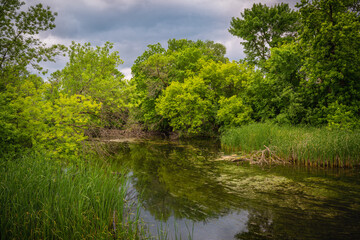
[
  {"x1": 221, "y1": 123, "x2": 360, "y2": 167},
  {"x1": 0, "y1": 152, "x2": 150, "y2": 239}
]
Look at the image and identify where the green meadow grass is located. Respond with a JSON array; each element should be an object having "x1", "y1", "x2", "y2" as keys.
[
  {"x1": 0, "y1": 152, "x2": 150, "y2": 239},
  {"x1": 221, "y1": 123, "x2": 360, "y2": 167}
]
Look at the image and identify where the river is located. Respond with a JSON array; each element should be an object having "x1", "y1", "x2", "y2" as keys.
[{"x1": 104, "y1": 138, "x2": 360, "y2": 240}]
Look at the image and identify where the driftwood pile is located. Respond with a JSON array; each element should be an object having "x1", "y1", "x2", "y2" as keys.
[{"x1": 218, "y1": 145, "x2": 286, "y2": 165}]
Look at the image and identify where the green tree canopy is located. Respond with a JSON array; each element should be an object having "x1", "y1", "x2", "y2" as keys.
[
  {"x1": 130, "y1": 39, "x2": 228, "y2": 132},
  {"x1": 156, "y1": 76, "x2": 215, "y2": 135},
  {"x1": 51, "y1": 42, "x2": 129, "y2": 128},
  {"x1": 229, "y1": 3, "x2": 299, "y2": 65},
  {"x1": 297, "y1": 0, "x2": 360, "y2": 126},
  {"x1": 0, "y1": 0, "x2": 64, "y2": 89}
]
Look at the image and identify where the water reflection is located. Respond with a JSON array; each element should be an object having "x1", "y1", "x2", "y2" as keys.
[{"x1": 106, "y1": 139, "x2": 360, "y2": 239}]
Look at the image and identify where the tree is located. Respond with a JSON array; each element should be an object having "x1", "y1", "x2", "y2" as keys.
[
  {"x1": 156, "y1": 76, "x2": 215, "y2": 135},
  {"x1": 130, "y1": 39, "x2": 228, "y2": 131},
  {"x1": 167, "y1": 39, "x2": 227, "y2": 63},
  {"x1": 154, "y1": 58, "x2": 258, "y2": 135},
  {"x1": 229, "y1": 3, "x2": 299, "y2": 65},
  {"x1": 129, "y1": 43, "x2": 170, "y2": 131},
  {"x1": 198, "y1": 58, "x2": 255, "y2": 99},
  {"x1": 0, "y1": 0, "x2": 64, "y2": 89},
  {"x1": 0, "y1": 76, "x2": 100, "y2": 159},
  {"x1": 51, "y1": 42, "x2": 129, "y2": 128},
  {"x1": 260, "y1": 43, "x2": 306, "y2": 124},
  {"x1": 217, "y1": 95, "x2": 253, "y2": 128},
  {"x1": 297, "y1": 0, "x2": 360, "y2": 126},
  {"x1": 0, "y1": 0, "x2": 72, "y2": 156}
]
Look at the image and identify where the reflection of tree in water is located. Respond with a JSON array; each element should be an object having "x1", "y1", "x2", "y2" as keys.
[
  {"x1": 235, "y1": 205, "x2": 360, "y2": 240},
  {"x1": 235, "y1": 209, "x2": 278, "y2": 240},
  {"x1": 117, "y1": 140, "x2": 241, "y2": 221},
  {"x1": 234, "y1": 208, "x2": 309, "y2": 240}
]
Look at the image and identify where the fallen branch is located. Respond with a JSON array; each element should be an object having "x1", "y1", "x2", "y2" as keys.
[{"x1": 217, "y1": 145, "x2": 287, "y2": 165}]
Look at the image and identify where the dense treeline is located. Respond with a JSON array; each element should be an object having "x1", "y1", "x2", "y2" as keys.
[
  {"x1": 1, "y1": 0, "x2": 360, "y2": 156},
  {"x1": 128, "y1": 0, "x2": 360, "y2": 136}
]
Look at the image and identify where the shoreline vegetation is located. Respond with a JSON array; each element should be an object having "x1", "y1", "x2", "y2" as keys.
[
  {"x1": 88, "y1": 124, "x2": 360, "y2": 169},
  {"x1": 220, "y1": 123, "x2": 360, "y2": 168},
  {"x1": 0, "y1": 152, "x2": 153, "y2": 240}
]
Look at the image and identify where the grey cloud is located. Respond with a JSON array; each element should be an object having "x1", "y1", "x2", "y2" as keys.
[
  {"x1": 52, "y1": 4, "x2": 219, "y2": 38},
  {"x1": 34, "y1": 0, "x2": 300, "y2": 73}
]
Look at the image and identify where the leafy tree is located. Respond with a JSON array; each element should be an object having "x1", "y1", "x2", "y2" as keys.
[
  {"x1": 0, "y1": 77, "x2": 100, "y2": 160},
  {"x1": 198, "y1": 59, "x2": 255, "y2": 99},
  {"x1": 129, "y1": 43, "x2": 169, "y2": 130},
  {"x1": 217, "y1": 95, "x2": 253, "y2": 128},
  {"x1": 131, "y1": 43, "x2": 166, "y2": 81},
  {"x1": 51, "y1": 42, "x2": 129, "y2": 128},
  {"x1": 156, "y1": 76, "x2": 215, "y2": 135},
  {"x1": 229, "y1": 3, "x2": 299, "y2": 65},
  {"x1": 167, "y1": 39, "x2": 227, "y2": 63},
  {"x1": 154, "y1": 58, "x2": 259, "y2": 135},
  {"x1": 260, "y1": 43, "x2": 306, "y2": 124},
  {"x1": 130, "y1": 39, "x2": 228, "y2": 132},
  {"x1": 0, "y1": 0, "x2": 64, "y2": 89},
  {"x1": 0, "y1": 0, "x2": 70, "y2": 156},
  {"x1": 326, "y1": 101, "x2": 360, "y2": 130},
  {"x1": 297, "y1": 0, "x2": 360, "y2": 126}
]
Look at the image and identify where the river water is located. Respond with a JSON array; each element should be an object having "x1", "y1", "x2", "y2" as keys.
[{"x1": 105, "y1": 138, "x2": 360, "y2": 240}]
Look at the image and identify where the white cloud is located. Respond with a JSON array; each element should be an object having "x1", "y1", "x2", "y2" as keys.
[
  {"x1": 39, "y1": 34, "x2": 73, "y2": 47},
  {"x1": 79, "y1": 0, "x2": 139, "y2": 11},
  {"x1": 120, "y1": 67, "x2": 132, "y2": 80},
  {"x1": 223, "y1": 37, "x2": 246, "y2": 60},
  {"x1": 146, "y1": 0, "x2": 282, "y2": 16}
]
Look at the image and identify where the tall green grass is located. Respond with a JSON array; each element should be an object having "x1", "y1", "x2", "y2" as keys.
[
  {"x1": 0, "y1": 152, "x2": 150, "y2": 239},
  {"x1": 221, "y1": 123, "x2": 360, "y2": 167}
]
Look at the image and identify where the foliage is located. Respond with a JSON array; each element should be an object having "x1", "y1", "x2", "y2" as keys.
[
  {"x1": 326, "y1": 101, "x2": 360, "y2": 130},
  {"x1": 229, "y1": 3, "x2": 299, "y2": 65},
  {"x1": 0, "y1": 77, "x2": 100, "y2": 161},
  {"x1": 227, "y1": 1, "x2": 360, "y2": 129},
  {"x1": 51, "y1": 42, "x2": 129, "y2": 128},
  {"x1": 1, "y1": 0, "x2": 360, "y2": 162},
  {"x1": 0, "y1": 0, "x2": 65, "y2": 89},
  {"x1": 156, "y1": 76, "x2": 215, "y2": 135},
  {"x1": 252, "y1": 43, "x2": 306, "y2": 124},
  {"x1": 217, "y1": 95, "x2": 253, "y2": 128},
  {"x1": 0, "y1": 0, "x2": 87, "y2": 159},
  {"x1": 130, "y1": 39, "x2": 229, "y2": 132},
  {"x1": 153, "y1": 58, "x2": 259, "y2": 135},
  {"x1": 198, "y1": 58, "x2": 255, "y2": 98},
  {"x1": 130, "y1": 38, "x2": 268, "y2": 135},
  {"x1": 297, "y1": 0, "x2": 360, "y2": 125}
]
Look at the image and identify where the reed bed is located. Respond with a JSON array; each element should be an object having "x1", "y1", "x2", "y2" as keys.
[
  {"x1": 0, "y1": 152, "x2": 151, "y2": 239},
  {"x1": 221, "y1": 123, "x2": 360, "y2": 168}
]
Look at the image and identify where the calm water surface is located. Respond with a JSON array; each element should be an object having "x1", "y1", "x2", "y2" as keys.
[{"x1": 106, "y1": 139, "x2": 360, "y2": 240}]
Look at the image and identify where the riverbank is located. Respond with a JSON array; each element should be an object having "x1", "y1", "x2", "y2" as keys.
[{"x1": 221, "y1": 123, "x2": 360, "y2": 168}]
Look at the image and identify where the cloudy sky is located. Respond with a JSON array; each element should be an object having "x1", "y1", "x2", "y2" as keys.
[{"x1": 29, "y1": 0, "x2": 298, "y2": 79}]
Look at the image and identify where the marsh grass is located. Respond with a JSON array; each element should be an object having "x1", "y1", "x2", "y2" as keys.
[
  {"x1": 221, "y1": 123, "x2": 360, "y2": 167},
  {"x1": 0, "y1": 152, "x2": 151, "y2": 239}
]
